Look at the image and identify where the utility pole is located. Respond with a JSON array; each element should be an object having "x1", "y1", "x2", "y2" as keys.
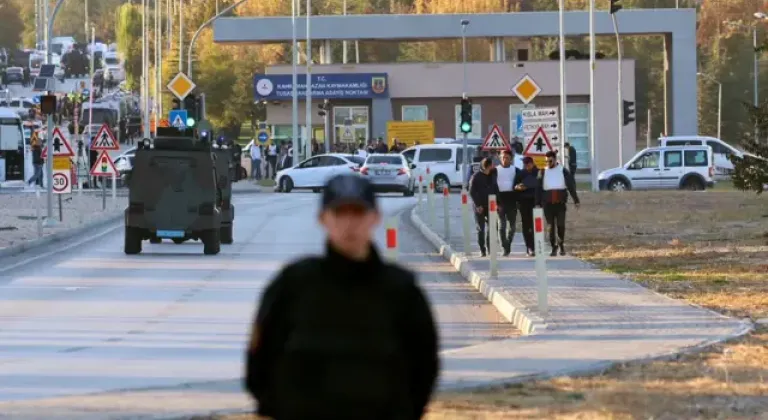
[
  {"x1": 558, "y1": 0, "x2": 567, "y2": 154},
  {"x1": 342, "y1": 0, "x2": 348, "y2": 63},
  {"x1": 45, "y1": 0, "x2": 65, "y2": 227},
  {"x1": 754, "y1": 27, "x2": 759, "y2": 141},
  {"x1": 179, "y1": 0, "x2": 183, "y2": 73},
  {"x1": 612, "y1": 13, "x2": 623, "y2": 164},
  {"x1": 305, "y1": 0, "x2": 313, "y2": 160},
  {"x1": 589, "y1": 0, "x2": 598, "y2": 192},
  {"x1": 291, "y1": 0, "x2": 299, "y2": 161},
  {"x1": 85, "y1": 0, "x2": 89, "y2": 44},
  {"x1": 34, "y1": 0, "x2": 39, "y2": 48}
]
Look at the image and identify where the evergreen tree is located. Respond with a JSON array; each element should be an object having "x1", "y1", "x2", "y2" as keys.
[{"x1": 731, "y1": 102, "x2": 768, "y2": 194}]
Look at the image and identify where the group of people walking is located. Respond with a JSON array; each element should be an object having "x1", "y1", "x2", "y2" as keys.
[{"x1": 469, "y1": 148, "x2": 580, "y2": 257}]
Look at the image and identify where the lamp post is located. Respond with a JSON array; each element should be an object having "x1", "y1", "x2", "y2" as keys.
[
  {"x1": 291, "y1": 0, "x2": 299, "y2": 163},
  {"x1": 697, "y1": 72, "x2": 722, "y2": 140},
  {"x1": 305, "y1": 0, "x2": 312, "y2": 160},
  {"x1": 588, "y1": 0, "x2": 598, "y2": 192},
  {"x1": 187, "y1": 0, "x2": 249, "y2": 78},
  {"x1": 44, "y1": 0, "x2": 66, "y2": 227},
  {"x1": 558, "y1": 0, "x2": 567, "y2": 154}
]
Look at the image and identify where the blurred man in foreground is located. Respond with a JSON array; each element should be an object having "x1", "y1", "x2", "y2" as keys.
[{"x1": 245, "y1": 174, "x2": 440, "y2": 420}]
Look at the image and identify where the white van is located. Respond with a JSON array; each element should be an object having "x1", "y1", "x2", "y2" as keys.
[
  {"x1": 657, "y1": 136, "x2": 742, "y2": 177},
  {"x1": 401, "y1": 144, "x2": 477, "y2": 190},
  {"x1": 598, "y1": 145, "x2": 715, "y2": 191}
]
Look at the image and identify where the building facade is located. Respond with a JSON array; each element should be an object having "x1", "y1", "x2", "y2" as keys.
[{"x1": 260, "y1": 59, "x2": 636, "y2": 172}]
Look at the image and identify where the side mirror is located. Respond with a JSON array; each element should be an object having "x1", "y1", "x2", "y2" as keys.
[{"x1": 410, "y1": 163, "x2": 416, "y2": 169}]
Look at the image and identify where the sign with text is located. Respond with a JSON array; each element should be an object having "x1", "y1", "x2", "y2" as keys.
[
  {"x1": 253, "y1": 73, "x2": 389, "y2": 100},
  {"x1": 386, "y1": 121, "x2": 435, "y2": 147}
]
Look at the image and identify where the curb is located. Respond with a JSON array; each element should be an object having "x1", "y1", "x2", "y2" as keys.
[
  {"x1": 409, "y1": 207, "x2": 547, "y2": 335},
  {"x1": 0, "y1": 211, "x2": 124, "y2": 260}
]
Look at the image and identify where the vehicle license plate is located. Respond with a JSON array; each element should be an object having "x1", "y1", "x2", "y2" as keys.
[
  {"x1": 375, "y1": 170, "x2": 391, "y2": 176},
  {"x1": 156, "y1": 230, "x2": 185, "y2": 238}
]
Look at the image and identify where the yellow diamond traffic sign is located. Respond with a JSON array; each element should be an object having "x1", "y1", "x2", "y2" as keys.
[
  {"x1": 167, "y1": 72, "x2": 196, "y2": 100},
  {"x1": 512, "y1": 74, "x2": 541, "y2": 105}
]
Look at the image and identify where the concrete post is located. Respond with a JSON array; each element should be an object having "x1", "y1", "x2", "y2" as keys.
[
  {"x1": 442, "y1": 186, "x2": 450, "y2": 240},
  {"x1": 385, "y1": 217, "x2": 398, "y2": 261},
  {"x1": 489, "y1": 194, "x2": 498, "y2": 277},
  {"x1": 533, "y1": 207, "x2": 548, "y2": 313}
]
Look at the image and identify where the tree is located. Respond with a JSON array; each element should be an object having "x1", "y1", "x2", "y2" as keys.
[
  {"x1": 116, "y1": 3, "x2": 142, "y2": 91},
  {"x1": 0, "y1": 1, "x2": 24, "y2": 50},
  {"x1": 731, "y1": 103, "x2": 768, "y2": 194}
]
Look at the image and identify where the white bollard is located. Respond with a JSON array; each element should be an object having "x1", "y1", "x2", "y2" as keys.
[
  {"x1": 111, "y1": 172, "x2": 117, "y2": 203},
  {"x1": 488, "y1": 194, "x2": 498, "y2": 277},
  {"x1": 533, "y1": 207, "x2": 548, "y2": 313},
  {"x1": 442, "y1": 186, "x2": 450, "y2": 240},
  {"x1": 417, "y1": 175, "x2": 423, "y2": 212},
  {"x1": 385, "y1": 217, "x2": 398, "y2": 261},
  {"x1": 427, "y1": 181, "x2": 435, "y2": 227},
  {"x1": 35, "y1": 186, "x2": 42, "y2": 238},
  {"x1": 461, "y1": 188, "x2": 471, "y2": 254}
]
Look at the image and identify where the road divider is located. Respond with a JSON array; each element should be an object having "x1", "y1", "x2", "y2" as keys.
[{"x1": 385, "y1": 217, "x2": 398, "y2": 261}]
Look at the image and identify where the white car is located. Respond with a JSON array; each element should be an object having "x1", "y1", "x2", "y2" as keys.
[
  {"x1": 360, "y1": 153, "x2": 416, "y2": 196},
  {"x1": 275, "y1": 153, "x2": 365, "y2": 193},
  {"x1": 0, "y1": 97, "x2": 36, "y2": 119},
  {"x1": 401, "y1": 143, "x2": 477, "y2": 191},
  {"x1": 598, "y1": 145, "x2": 715, "y2": 191},
  {"x1": 657, "y1": 136, "x2": 745, "y2": 178}
]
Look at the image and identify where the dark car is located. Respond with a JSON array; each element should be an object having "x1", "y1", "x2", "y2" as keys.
[{"x1": 5, "y1": 67, "x2": 23, "y2": 84}]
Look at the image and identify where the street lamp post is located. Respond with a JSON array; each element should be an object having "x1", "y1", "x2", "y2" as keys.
[
  {"x1": 187, "y1": 0, "x2": 249, "y2": 78},
  {"x1": 558, "y1": 0, "x2": 567, "y2": 154},
  {"x1": 589, "y1": 0, "x2": 598, "y2": 192},
  {"x1": 45, "y1": 0, "x2": 66, "y2": 227},
  {"x1": 291, "y1": 0, "x2": 299, "y2": 160},
  {"x1": 697, "y1": 72, "x2": 722, "y2": 140},
  {"x1": 460, "y1": 19, "x2": 469, "y2": 191},
  {"x1": 305, "y1": 0, "x2": 312, "y2": 160}
]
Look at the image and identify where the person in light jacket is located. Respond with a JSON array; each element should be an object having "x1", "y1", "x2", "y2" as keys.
[{"x1": 535, "y1": 151, "x2": 580, "y2": 257}]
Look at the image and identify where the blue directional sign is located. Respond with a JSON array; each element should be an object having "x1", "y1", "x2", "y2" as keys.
[
  {"x1": 257, "y1": 130, "x2": 270, "y2": 144},
  {"x1": 169, "y1": 110, "x2": 188, "y2": 129}
]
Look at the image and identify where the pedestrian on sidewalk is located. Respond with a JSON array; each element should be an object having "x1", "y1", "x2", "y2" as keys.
[
  {"x1": 495, "y1": 150, "x2": 521, "y2": 256},
  {"x1": 469, "y1": 158, "x2": 498, "y2": 257},
  {"x1": 250, "y1": 141, "x2": 262, "y2": 180},
  {"x1": 513, "y1": 156, "x2": 539, "y2": 256},
  {"x1": 536, "y1": 150, "x2": 580, "y2": 257},
  {"x1": 27, "y1": 134, "x2": 44, "y2": 187},
  {"x1": 244, "y1": 174, "x2": 439, "y2": 420},
  {"x1": 266, "y1": 142, "x2": 278, "y2": 179}
]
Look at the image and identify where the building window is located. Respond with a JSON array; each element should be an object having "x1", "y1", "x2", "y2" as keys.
[
  {"x1": 402, "y1": 105, "x2": 428, "y2": 121},
  {"x1": 566, "y1": 103, "x2": 590, "y2": 169},
  {"x1": 454, "y1": 104, "x2": 481, "y2": 139},
  {"x1": 333, "y1": 106, "x2": 369, "y2": 144}
]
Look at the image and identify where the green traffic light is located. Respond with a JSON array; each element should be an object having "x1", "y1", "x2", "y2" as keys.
[
  {"x1": 460, "y1": 122, "x2": 472, "y2": 133},
  {"x1": 186, "y1": 117, "x2": 196, "y2": 127}
]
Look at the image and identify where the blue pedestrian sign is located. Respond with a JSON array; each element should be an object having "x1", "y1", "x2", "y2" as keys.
[
  {"x1": 257, "y1": 130, "x2": 270, "y2": 144},
  {"x1": 169, "y1": 110, "x2": 188, "y2": 129}
]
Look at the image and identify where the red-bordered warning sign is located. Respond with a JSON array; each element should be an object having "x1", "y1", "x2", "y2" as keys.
[
  {"x1": 90, "y1": 151, "x2": 119, "y2": 176},
  {"x1": 91, "y1": 123, "x2": 119, "y2": 150}
]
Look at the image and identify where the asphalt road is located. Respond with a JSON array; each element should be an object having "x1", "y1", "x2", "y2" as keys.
[{"x1": 0, "y1": 192, "x2": 514, "y2": 403}]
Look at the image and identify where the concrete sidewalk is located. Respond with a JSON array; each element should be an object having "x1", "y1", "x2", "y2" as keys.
[{"x1": 412, "y1": 194, "x2": 752, "y2": 383}]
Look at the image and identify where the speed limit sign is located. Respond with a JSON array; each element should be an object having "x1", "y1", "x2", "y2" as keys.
[{"x1": 52, "y1": 170, "x2": 71, "y2": 194}]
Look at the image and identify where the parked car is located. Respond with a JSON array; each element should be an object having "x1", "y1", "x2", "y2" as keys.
[
  {"x1": 598, "y1": 145, "x2": 715, "y2": 191},
  {"x1": 0, "y1": 97, "x2": 36, "y2": 119},
  {"x1": 360, "y1": 153, "x2": 416, "y2": 196},
  {"x1": 401, "y1": 143, "x2": 477, "y2": 191},
  {"x1": 275, "y1": 153, "x2": 364, "y2": 193},
  {"x1": 657, "y1": 135, "x2": 744, "y2": 178},
  {"x1": 4, "y1": 67, "x2": 24, "y2": 84}
]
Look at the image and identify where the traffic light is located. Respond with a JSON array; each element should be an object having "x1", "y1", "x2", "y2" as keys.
[
  {"x1": 622, "y1": 100, "x2": 635, "y2": 126},
  {"x1": 184, "y1": 94, "x2": 197, "y2": 127},
  {"x1": 318, "y1": 99, "x2": 330, "y2": 117},
  {"x1": 459, "y1": 98, "x2": 472, "y2": 134},
  {"x1": 610, "y1": 0, "x2": 622, "y2": 14},
  {"x1": 172, "y1": 98, "x2": 181, "y2": 110}
]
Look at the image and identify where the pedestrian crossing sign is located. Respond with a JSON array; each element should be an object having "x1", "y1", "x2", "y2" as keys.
[
  {"x1": 341, "y1": 126, "x2": 354, "y2": 141},
  {"x1": 91, "y1": 123, "x2": 119, "y2": 150},
  {"x1": 481, "y1": 124, "x2": 510, "y2": 151}
]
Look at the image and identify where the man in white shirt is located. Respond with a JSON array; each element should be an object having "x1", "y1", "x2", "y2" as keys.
[
  {"x1": 357, "y1": 143, "x2": 368, "y2": 158},
  {"x1": 495, "y1": 150, "x2": 521, "y2": 256},
  {"x1": 535, "y1": 151, "x2": 580, "y2": 256},
  {"x1": 249, "y1": 141, "x2": 262, "y2": 180},
  {"x1": 266, "y1": 143, "x2": 278, "y2": 179}
]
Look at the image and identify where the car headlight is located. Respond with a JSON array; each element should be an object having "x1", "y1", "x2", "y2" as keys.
[{"x1": 597, "y1": 172, "x2": 607, "y2": 180}]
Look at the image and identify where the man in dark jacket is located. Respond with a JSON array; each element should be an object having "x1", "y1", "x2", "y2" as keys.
[
  {"x1": 495, "y1": 150, "x2": 520, "y2": 256},
  {"x1": 513, "y1": 156, "x2": 539, "y2": 256},
  {"x1": 536, "y1": 151, "x2": 580, "y2": 256},
  {"x1": 245, "y1": 174, "x2": 439, "y2": 420},
  {"x1": 565, "y1": 142, "x2": 578, "y2": 175},
  {"x1": 469, "y1": 158, "x2": 497, "y2": 256}
]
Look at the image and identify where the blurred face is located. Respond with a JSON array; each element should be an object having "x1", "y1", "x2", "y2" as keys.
[
  {"x1": 501, "y1": 153, "x2": 512, "y2": 167},
  {"x1": 546, "y1": 156, "x2": 557, "y2": 168},
  {"x1": 524, "y1": 161, "x2": 534, "y2": 171},
  {"x1": 320, "y1": 204, "x2": 381, "y2": 259}
]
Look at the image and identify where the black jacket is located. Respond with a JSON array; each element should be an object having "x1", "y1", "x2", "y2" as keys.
[
  {"x1": 513, "y1": 167, "x2": 539, "y2": 200},
  {"x1": 245, "y1": 243, "x2": 439, "y2": 420},
  {"x1": 32, "y1": 145, "x2": 43, "y2": 165},
  {"x1": 469, "y1": 169, "x2": 498, "y2": 210},
  {"x1": 535, "y1": 165, "x2": 580, "y2": 206}
]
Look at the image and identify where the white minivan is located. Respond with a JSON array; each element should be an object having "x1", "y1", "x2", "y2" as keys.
[
  {"x1": 657, "y1": 136, "x2": 742, "y2": 177},
  {"x1": 598, "y1": 145, "x2": 716, "y2": 191},
  {"x1": 401, "y1": 144, "x2": 477, "y2": 191}
]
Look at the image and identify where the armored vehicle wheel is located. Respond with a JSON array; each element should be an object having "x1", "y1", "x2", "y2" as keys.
[
  {"x1": 124, "y1": 227, "x2": 142, "y2": 255},
  {"x1": 220, "y1": 225, "x2": 234, "y2": 244},
  {"x1": 202, "y1": 229, "x2": 221, "y2": 255},
  {"x1": 172, "y1": 238, "x2": 185, "y2": 244},
  {"x1": 149, "y1": 236, "x2": 162, "y2": 244}
]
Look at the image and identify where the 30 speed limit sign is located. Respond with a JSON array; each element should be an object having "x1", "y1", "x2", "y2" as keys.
[{"x1": 52, "y1": 170, "x2": 71, "y2": 194}]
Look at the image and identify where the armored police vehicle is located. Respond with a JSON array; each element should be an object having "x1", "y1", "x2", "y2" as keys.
[{"x1": 124, "y1": 128, "x2": 222, "y2": 255}]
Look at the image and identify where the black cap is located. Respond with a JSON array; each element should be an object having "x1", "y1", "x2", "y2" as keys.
[{"x1": 322, "y1": 174, "x2": 377, "y2": 211}]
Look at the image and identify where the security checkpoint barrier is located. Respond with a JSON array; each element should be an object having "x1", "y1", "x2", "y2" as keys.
[{"x1": 533, "y1": 207, "x2": 548, "y2": 313}]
